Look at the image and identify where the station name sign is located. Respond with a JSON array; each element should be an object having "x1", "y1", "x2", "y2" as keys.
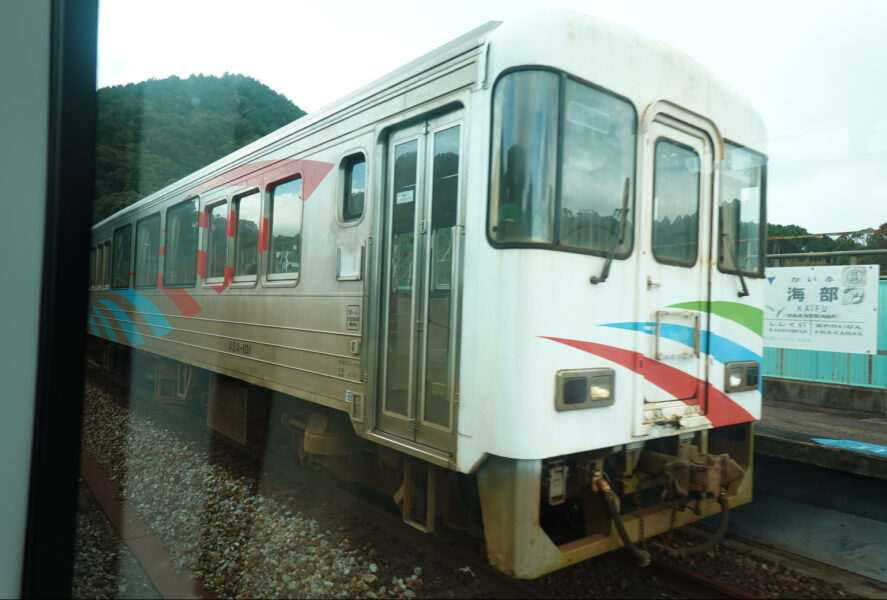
[{"x1": 764, "y1": 265, "x2": 880, "y2": 354}]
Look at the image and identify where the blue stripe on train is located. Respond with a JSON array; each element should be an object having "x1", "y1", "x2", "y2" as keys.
[
  {"x1": 601, "y1": 322, "x2": 762, "y2": 364},
  {"x1": 89, "y1": 306, "x2": 118, "y2": 343},
  {"x1": 111, "y1": 289, "x2": 173, "y2": 337},
  {"x1": 97, "y1": 299, "x2": 145, "y2": 346},
  {"x1": 87, "y1": 314, "x2": 100, "y2": 337}
]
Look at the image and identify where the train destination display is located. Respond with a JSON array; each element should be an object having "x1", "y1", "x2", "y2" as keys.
[{"x1": 764, "y1": 265, "x2": 880, "y2": 354}]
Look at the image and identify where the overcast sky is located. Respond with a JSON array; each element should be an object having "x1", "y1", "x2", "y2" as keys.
[{"x1": 97, "y1": 0, "x2": 887, "y2": 234}]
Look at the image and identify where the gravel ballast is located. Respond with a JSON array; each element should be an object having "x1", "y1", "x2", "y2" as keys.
[{"x1": 73, "y1": 375, "x2": 877, "y2": 598}]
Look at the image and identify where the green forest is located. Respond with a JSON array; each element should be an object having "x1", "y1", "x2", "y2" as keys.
[
  {"x1": 93, "y1": 73, "x2": 305, "y2": 223},
  {"x1": 767, "y1": 223, "x2": 887, "y2": 271}
]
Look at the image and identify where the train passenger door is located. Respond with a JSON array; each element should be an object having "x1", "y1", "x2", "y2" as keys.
[
  {"x1": 637, "y1": 108, "x2": 715, "y2": 433},
  {"x1": 377, "y1": 114, "x2": 462, "y2": 453}
]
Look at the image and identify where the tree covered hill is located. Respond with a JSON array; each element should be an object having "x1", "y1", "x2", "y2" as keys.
[
  {"x1": 768, "y1": 222, "x2": 887, "y2": 270},
  {"x1": 94, "y1": 73, "x2": 306, "y2": 223}
]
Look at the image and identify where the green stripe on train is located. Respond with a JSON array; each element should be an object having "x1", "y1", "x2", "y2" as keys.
[{"x1": 667, "y1": 301, "x2": 763, "y2": 336}]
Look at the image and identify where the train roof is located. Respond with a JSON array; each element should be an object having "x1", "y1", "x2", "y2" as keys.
[{"x1": 484, "y1": 10, "x2": 766, "y2": 148}]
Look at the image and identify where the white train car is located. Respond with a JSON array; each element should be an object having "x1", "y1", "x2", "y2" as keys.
[{"x1": 87, "y1": 10, "x2": 767, "y2": 578}]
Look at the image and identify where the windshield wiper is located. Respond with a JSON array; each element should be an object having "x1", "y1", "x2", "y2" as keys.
[
  {"x1": 720, "y1": 206, "x2": 750, "y2": 297},
  {"x1": 590, "y1": 178, "x2": 630, "y2": 285}
]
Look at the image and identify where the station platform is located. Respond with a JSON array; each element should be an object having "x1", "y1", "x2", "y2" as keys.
[
  {"x1": 755, "y1": 399, "x2": 887, "y2": 481},
  {"x1": 720, "y1": 399, "x2": 887, "y2": 583}
]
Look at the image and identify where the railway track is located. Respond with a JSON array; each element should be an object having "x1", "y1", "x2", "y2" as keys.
[
  {"x1": 79, "y1": 364, "x2": 831, "y2": 599},
  {"x1": 83, "y1": 362, "x2": 549, "y2": 598}
]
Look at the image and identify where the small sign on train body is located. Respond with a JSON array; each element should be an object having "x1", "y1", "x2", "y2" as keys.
[{"x1": 764, "y1": 265, "x2": 880, "y2": 354}]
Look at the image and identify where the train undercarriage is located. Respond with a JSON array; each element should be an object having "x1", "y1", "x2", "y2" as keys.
[{"x1": 88, "y1": 338, "x2": 754, "y2": 579}]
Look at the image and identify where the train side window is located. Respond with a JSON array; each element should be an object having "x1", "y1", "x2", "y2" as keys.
[
  {"x1": 652, "y1": 138, "x2": 700, "y2": 266},
  {"x1": 490, "y1": 71, "x2": 558, "y2": 244},
  {"x1": 134, "y1": 213, "x2": 160, "y2": 288},
  {"x1": 164, "y1": 199, "x2": 198, "y2": 287},
  {"x1": 89, "y1": 247, "x2": 96, "y2": 288},
  {"x1": 111, "y1": 224, "x2": 132, "y2": 289},
  {"x1": 95, "y1": 246, "x2": 102, "y2": 288},
  {"x1": 96, "y1": 242, "x2": 104, "y2": 288},
  {"x1": 268, "y1": 178, "x2": 303, "y2": 280},
  {"x1": 102, "y1": 241, "x2": 111, "y2": 287},
  {"x1": 234, "y1": 190, "x2": 260, "y2": 279},
  {"x1": 342, "y1": 153, "x2": 366, "y2": 222},
  {"x1": 718, "y1": 142, "x2": 766, "y2": 277},
  {"x1": 206, "y1": 202, "x2": 228, "y2": 280}
]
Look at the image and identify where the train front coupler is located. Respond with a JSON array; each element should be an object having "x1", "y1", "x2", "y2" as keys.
[{"x1": 475, "y1": 427, "x2": 753, "y2": 579}]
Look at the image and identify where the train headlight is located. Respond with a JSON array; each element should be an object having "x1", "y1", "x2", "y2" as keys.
[
  {"x1": 555, "y1": 368, "x2": 615, "y2": 411},
  {"x1": 590, "y1": 378, "x2": 613, "y2": 401},
  {"x1": 725, "y1": 361, "x2": 760, "y2": 392}
]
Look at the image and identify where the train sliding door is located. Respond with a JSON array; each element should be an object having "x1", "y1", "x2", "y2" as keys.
[
  {"x1": 637, "y1": 108, "x2": 715, "y2": 434},
  {"x1": 377, "y1": 114, "x2": 462, "y2": 453}
]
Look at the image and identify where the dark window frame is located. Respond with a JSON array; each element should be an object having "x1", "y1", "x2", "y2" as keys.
[{"x1": 21, "y1": 4, "x2": 99, "y2": 596}]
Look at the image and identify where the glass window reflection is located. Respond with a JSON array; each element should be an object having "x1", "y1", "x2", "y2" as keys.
[
  {"x1": 489, "y1": 69, "x2": 636, "y2": 255},
  {"x1": 207, "y1": 203, "x2": 228, "y2": 280},
  {"x1": 652, "y1": 139, "x2": 700, "y2": 265},
  {"x1": 490, "y1": 70, "x2": 558, "y2": 244},
  {"x1": 234, "y1": 192, "x2": 260, "y2": 277},
  {"x1": 164, "y1": 199, "x2": 198, "y2": 287},
  {"x1": 111, "y1": 225, "x2": 131, "y2": 289},
  {"x1": 268, "y1": 178, "x2": 302, "y2": 278},
  {"x1": 560, "y1": 79, "x2": 636, "y2": 253},
  {"x1": 343, "y1": 156, "x2": 365, "y2": 222},
  {"x1": 134, "y1": 214, "x2": 160, "y2": 288},
  {"x1": 719, "y1": 143, "x2": 766, "y2": 276}
]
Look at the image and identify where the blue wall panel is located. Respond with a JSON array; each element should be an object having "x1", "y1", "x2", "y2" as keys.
[{"x1": 764, "y1": 280, "x2": 887, "y2": 389}]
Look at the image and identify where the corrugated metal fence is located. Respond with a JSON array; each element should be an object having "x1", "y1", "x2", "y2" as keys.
[{"x1": 763, "y1": 279, "x2": 887, "y2": 388}]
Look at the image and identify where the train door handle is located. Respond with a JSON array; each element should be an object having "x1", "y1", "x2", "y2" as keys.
[{"x1": 693, "y1": 313, "x2": 701, "y2": 357}]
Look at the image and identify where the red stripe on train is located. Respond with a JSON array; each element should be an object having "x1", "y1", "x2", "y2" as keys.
[
  {"x1": 156, "y1": 273, "x2": 202, "y2": 319},
  {"x1": 258, "y1": 217, "x2": 269, "y2": 253},
  {"x1": 210, "y1": 265, "x2": 233, "y2": 295},
  {"x1": 196, "y1": 250, "x2": 207, "y2": 279},
  {"x1": 540, "y1": 336, "x2": 754, "y2": 428},
  {"x1": 193, "y1": 158, "x2": 334, "y2": 201}
]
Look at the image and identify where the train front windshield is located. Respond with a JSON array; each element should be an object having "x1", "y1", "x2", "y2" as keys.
[
  {"x1": 488, "y1": 69, "x2": 767, "y2": 278},
  {"x1": 488, "y1": 69, "x2": 637, "y2": 256}
]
